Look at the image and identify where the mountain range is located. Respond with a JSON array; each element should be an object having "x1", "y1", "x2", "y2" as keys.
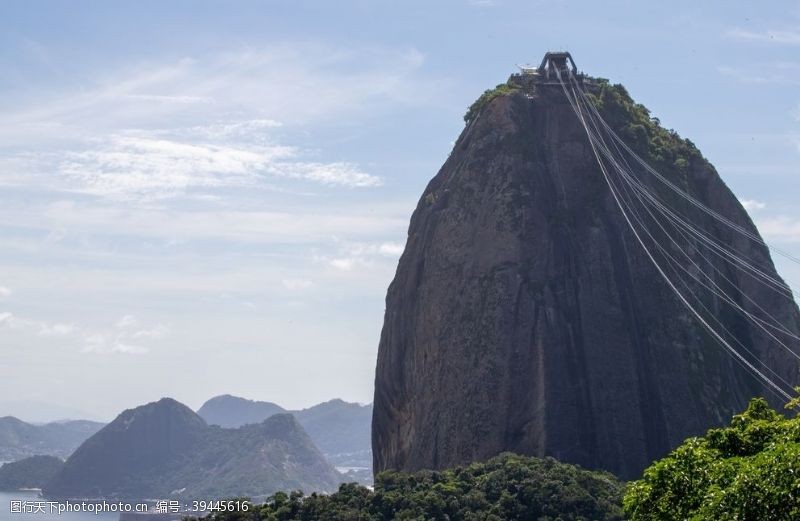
[
  {"x1": 197, "y1": 395, "x2": 372, "y2": 476},
  {"x1": 44, "y1": 398, "x2": 341, "y2": 500},
  {"x1": 0, "y1": 416, "x2": 104, "y2": 462}
]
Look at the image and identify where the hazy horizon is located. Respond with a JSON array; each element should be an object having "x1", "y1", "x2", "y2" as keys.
[
  {"x1": 0, "y1": 394, "x2": 373, "y2": 424},
  {"x1": 2, "y1": 0, "x2": 799, "y2": 420}
]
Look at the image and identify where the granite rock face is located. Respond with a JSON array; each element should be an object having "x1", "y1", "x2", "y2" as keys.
[{"x1": 372, "y1": 80, "x2": 800, "y2": 480}]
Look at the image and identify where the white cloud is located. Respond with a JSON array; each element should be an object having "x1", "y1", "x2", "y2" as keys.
[
  {"x1": 0, "y1": 312, "x2": 24, "y2": 328},
  {"x1": 130, "y1": 325, "x2": 169, "y2": 339},
  {"x1": 0, "y1": 43, "x2": 443, "y2": 202},
  {"x1": 81, "y1": 331, "x2": 151, "y2": 355},
  {"x1": 1, "y1": 312, "x2": 76, "y2": 337},
  {"x1": 125, "y1": 94, "x2": 213, "y2": 104},
  {"x1": 0, "y1": 44, "x2": 443, "y2": 146},
  {"x1": 717, "y1": 63, "x2": 800, "y2": 85},
  {"x1": 56, "y1": 129, "x2": 380, "y2": 202},
  {"x1": 378, "y1": 241, "x2": 405, "y2": 256},
  {"x1": 23, "y1": 199, "x2": 409, "y2": 246},
  {"x1": 39, "y1": 323, "x2": 78, "y2": 336},
  {"x1": 727, "y1": 28, "x2": 800, "y2": 45},
  {"x1": 282, "y1": 278, "x2": 314, "y2": 291},
  {"x1": 757, "y1": 216, "x2": 800, "y2": 242},
  {"x1": 112, "y1": 343, "x2": 149, "y2": 354},
  {"x1": 1, "y1": 309, "x2": 162, "y2": 355},
  {"x1": 0, "y1": 286, "x2": 11, "y2": 298},
  {"x1": 115, "y1": 314, "x2": 139, "y2": 328},
  {"x1": 344, "y1": 240, "x2": 406, "y2": 259},
  {"x1": 741, "y1": 199, "x2": 767, "y2": 211},
  {"x1": 0, "y1": 312, "x2": 38, "y2": 329},
  {"x1": 323, "y1": 240, "x2": 406, "y2": 271},
  {"x1": 329, "y1": 258, "x2": 357, "y2": 271}
]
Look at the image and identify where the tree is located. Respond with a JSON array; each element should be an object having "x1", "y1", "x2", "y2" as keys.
[
  {"x1": 203, "y1": 453, "x2": 624, "y2": 521},
  {"x1": 624, "y1": 396, "x2": 800, "y2": 520}
]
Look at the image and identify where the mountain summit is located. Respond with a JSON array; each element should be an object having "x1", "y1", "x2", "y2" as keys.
[{"x1": 372, "y1": 62, "x2": 800, "y2": 480}]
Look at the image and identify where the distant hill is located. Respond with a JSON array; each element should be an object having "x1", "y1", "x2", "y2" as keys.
[
  {"x1": 0, "y1": 455, "x2": 64, "y2": 490},
  {"x1": 0, "y1": 400, "x2": 102, "y2": 424},
  {"x1": 196, "y1": 395, "x2": 286, "y2": 428},
  {"x1": 44, "y1": 398, "x2": 341, "y2": 500},
  {"x1": 293, "y1": 400, "x2": 372, "y2": 467},
  {"x1": 196, "y1": 396, "x2": 372, "y2": 480},
  {"x1": 0, "y1": 417, "x2": 104, "y2": 462}
]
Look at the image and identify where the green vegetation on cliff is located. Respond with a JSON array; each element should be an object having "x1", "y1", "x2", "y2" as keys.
[
  {"x1": 204, "y1": 453, "x2": 624, "y2": 521},
  {"x1": 624, "y1": 396, "x2": 800, "y2": 520},
  {"x1": 586, "y1": 79, "x2": 703, "y2": 186},
  {"x1": 464, "y1": 83, "x2": 519, "y2": 123}
]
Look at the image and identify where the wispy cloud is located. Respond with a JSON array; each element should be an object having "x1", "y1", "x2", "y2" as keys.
[
  {"x1": 717, "y1": 63, "x2": 800, "y2": 85},
  {"x1": 39, "y1": 322, "x2": 78, "y2": 336},
  {"x1": 0, "y1": 44, "x2": 441, "y2": 144},
  {"x1": 0, "y1": 44, "x2": 441, "y2": 202},
  {"x1": 741, "y1": 199, "x2": 767, "y2": 211},
  {"x1": 0, "y1": 286, "x2": 11, "y2": 298},
  {"x1": 115, "y1": 315, "x2": 139, "y2": 329},
  {"x1": 727, "y1": 27, "x2": 800, "y2": 45},
  {"x1": 130, "y1": 325, "x2": 169, "y2": 340},
  {"x1": 1, "y1": 309, "x2": 165, "y2": 355},
  {"x1": 282, "y1": 278, "x2": 314, "y2": 291},
  {"x1": 323, "y1": 240, "x2": 406, "y2": 271},
  {"x1": 60, "y1": 134, "x2": 273, "y2": 200},
  {"x1": 0, "y1": 312, "x2": 29, "y2": 328},
  {"x1": 0, "y1": 311, "x2": 73, "y2": 336},
  {"x1": 125, "y1": 94, "x2": 213, "y2": 104},
  {"x1": 82, "y1": 333, "x2": 149, "y2": 355},
  {"x1": 17, "y1": 199, "x2": 409, "y2": 246},
  {"x1": 21, "y1": 123, "x2": 379, "y2": 203},
  {"x1": 757, "y1": 216, "x2": 800, "y2": 242}
]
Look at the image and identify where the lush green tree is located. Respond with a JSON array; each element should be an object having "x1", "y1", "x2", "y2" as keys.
[
  {"x1": 203, "y1": 453, "x2": 624, "y2": 521},
  {"x1": 624, "y1": 396, "x2": 800, "y2": 520}
]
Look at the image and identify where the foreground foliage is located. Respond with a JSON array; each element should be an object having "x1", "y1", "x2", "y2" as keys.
[
  {"x1": 624, "y1": 397, "x2": 800, "y2": 520},
  {"x1": 206, "y1": 453, "x2": 624, "y2": 520}
]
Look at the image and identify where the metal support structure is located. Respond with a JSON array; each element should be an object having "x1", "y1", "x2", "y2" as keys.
[{"x1": 538, "y1": 52, "x2": 578, "y2": 79}]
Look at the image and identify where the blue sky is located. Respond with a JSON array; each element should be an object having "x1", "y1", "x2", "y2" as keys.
[{"x1": 0, "y1": 0, "x2": 799, "y2": 421}]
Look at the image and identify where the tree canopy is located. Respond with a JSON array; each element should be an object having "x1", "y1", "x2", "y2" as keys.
[
  {"x1": 205, "y1": 453, "x2": 624, "y2": 521},
  {"x1": 624, "y1": 396, "x2": 800, "y2": 520}
]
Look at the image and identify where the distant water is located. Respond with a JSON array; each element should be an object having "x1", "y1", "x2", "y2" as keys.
[{"x1": 0, "y1": 491, "x2": 118, "y2": 521}]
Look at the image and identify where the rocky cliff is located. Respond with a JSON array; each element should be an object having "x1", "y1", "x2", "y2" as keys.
[{"x1": 372, "y1": 76, "x2": 800, "y2": 480}]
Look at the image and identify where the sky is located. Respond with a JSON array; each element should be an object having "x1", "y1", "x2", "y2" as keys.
[{"x1": 0, "y1": 0, "x2": 799, "y2": 422}]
